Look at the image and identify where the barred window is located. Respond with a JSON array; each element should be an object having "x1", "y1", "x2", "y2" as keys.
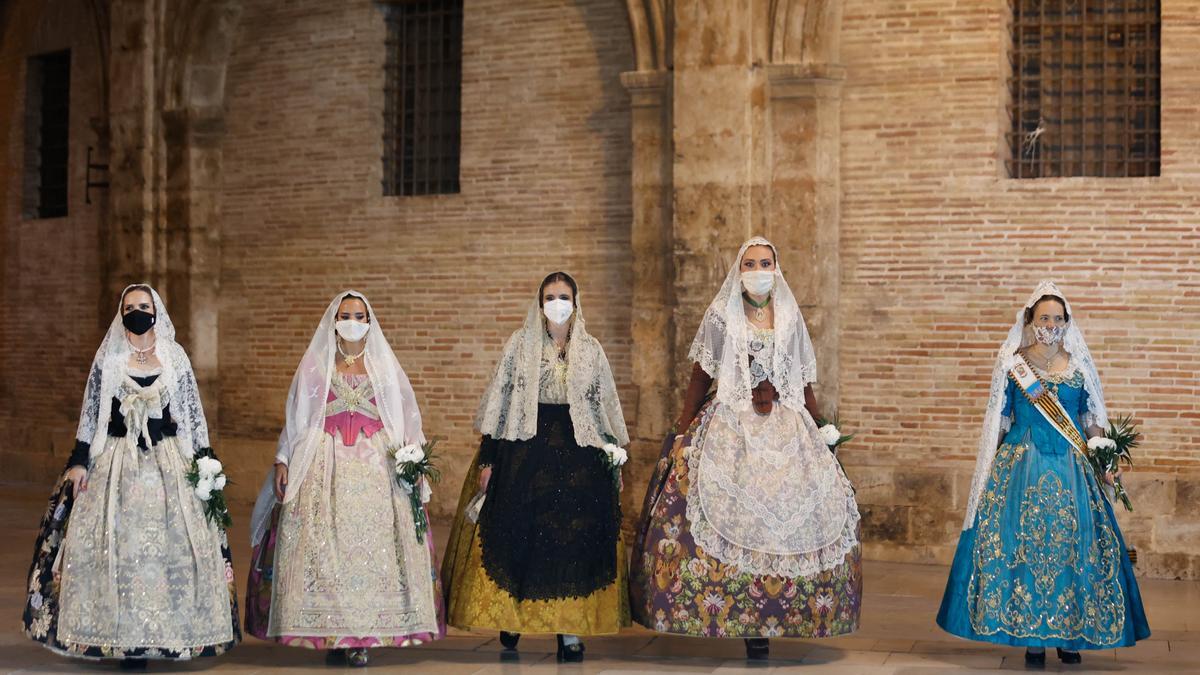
[
  {"x1": 1007, "y1": 0, "x2": 1160, "y2": 178},
  {"x1": 382, "y1": 0, "x2": 463, "y2": 196},
  {"x1": 24, "y1": 50, "x2": 71, "y2": 218}
]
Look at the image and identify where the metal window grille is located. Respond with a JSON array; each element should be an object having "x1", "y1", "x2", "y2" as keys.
[
  {"x1": 1007, "y1": 0, "x2": 1160, "y2": 178},
  {"x1": 26, "y1": 50, "x2": 71, "y2": 218},
  {"x1": 382, "y1": 1, "x2": 463, "y2": 196}
]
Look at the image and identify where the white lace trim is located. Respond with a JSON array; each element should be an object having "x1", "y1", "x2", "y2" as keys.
[
  {"x1": 685, "y1": 402, "x2": 860, "y2": 578},
  {"x1": 76, "y1": 285, "x2": 210, "y2": 462},
  {"x1": 687, "y1": 237, "x2": 818, "y2": 412}
]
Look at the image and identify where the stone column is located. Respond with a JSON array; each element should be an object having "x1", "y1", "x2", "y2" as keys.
[
  {"x1": 670, "y1": 1, "x2": 763, "y2": 384},
  {"x1": 621, "y1": 70, "x2": 674, "y2": 441},
  {"x1": 162, "y1": 106, "x2": 224, "y2": 423},
  {"x1": 765, "y1": 63, "x2": 844, "y2": 407},
  {"x1": 103, "y1": 0, "x2": 160, "y2": 305}
]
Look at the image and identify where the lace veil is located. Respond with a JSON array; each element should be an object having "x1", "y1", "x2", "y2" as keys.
[
  {"x1": 75, "y1": 284, "x2": 210, "y2": 461},
  {"x1": 688, "y1": 236, "x2": 818, "y2": 412},
  {"x1": 474, "y1": 273, "x2": 629, "y2": 449}
]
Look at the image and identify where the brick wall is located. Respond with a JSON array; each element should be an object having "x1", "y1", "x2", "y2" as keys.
[
  {"x1": 838, "y1": 0, "x2": 1200, "y2": 578},
  {"x1": 215, "y1": 0, "x2": 635, "y2": 516},
  {"x1": 0, "y1": 0, "x2": 107, "y2": 481}
]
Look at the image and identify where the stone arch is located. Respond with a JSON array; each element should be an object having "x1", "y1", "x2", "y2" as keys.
[
  {"x1": 625, "y1": 0, "x2": 670, "y2": 72},
  {"x1": 769, "y1": 0, "x2": 841, "y2": 66},
  {"x1": 763, "y1": 0, "x2": 844, "y2": 404}
]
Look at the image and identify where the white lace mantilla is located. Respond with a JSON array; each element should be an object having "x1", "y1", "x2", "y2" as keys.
[
  {"x1": 688, "y1": 237, "x2": 818, "y2": 413},
  {"x1": 250, "y1": 290, "x2": 425, "y2": 548},
  {"x1": 686, "y1": 403, "x2": 860, "y2": 578},
  {"x1": 475, "y1": 280, "x2": 628, "y2": 449},
  {"x1": 76, "y1": 285, "x2": 210, "y2": 462}
]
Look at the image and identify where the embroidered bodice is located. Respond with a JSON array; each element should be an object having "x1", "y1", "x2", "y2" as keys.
[
  {"x1": 538, "y1": 333, "x2": 569, "y2": 404},
  {"x1": 107, "y1": 367, "x2": 176, "y2": 450},
  {"x1": 323, "y1": 373, "x2": 384, "y2": 445},
  {"x1": 747, "y1": 326, "x2": 776, "y2": 388},
  {"x1": 1001, "y1": 365, "x2": 1089, "y2": 456}
]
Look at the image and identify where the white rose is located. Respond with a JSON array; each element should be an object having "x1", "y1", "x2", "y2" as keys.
[
  {"x1": 1087, "y1": 437, "x2": 1117, "y2": 451},
  {"x1": 196, "y1": 456, "x2": 222, "y2": 478},
  {"x1": 609, "y1": 447, "x2": 628, "y2": 466},
  {"x1": 818, "y1": 424, "x2": 841, "y2": 447},
  {"x1": 395, "y1": 444, "x2": 425, "y2": 464},
  {"x1": 602, "y1": 443, "x2": 627, "y2": 466},
  {"x1": 213, "y1": 474, "x2": 227, "y2": 490},
  {"x1": 195, "y1": 484, "x2": 212, "y2": 501}
]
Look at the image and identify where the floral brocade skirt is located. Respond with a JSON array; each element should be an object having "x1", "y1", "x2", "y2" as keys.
[
  {"x1": 244, "y1": 430, "x2": 444, "y2": 649},
  {"x1": 629, "y1": 400, "x2": 862, "y2": 638},
  {"x1": 23, "y1": 436, "x2": 240, "y2": 660}
]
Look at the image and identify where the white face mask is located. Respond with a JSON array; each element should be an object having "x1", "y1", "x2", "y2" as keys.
[
  {"x1": 741, "y1": 270, "x2": 775, "y2": 297},
  {"x1": 1033, "y1": 324, "x2": 1065, "y2": 346},
  {"x1": 335, "y1": 319, "x2": 370, "y2": 342},
  {"x1": 543, "y1": 298, "x2": 574, "y2": 326}
]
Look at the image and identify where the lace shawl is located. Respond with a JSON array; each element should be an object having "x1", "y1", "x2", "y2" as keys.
[
  {"x1": 249, "y1": 290, "x2": 425, "y2": 546},
  {"x1": 474, "y1": 282, "x2": 628, "y2": 449},
  {"x1": 75, "y1": 284, "x2": 210, "y2": 461},
  {"x1": 688, "y1": 236, "x2": 818, "y2": 412}
]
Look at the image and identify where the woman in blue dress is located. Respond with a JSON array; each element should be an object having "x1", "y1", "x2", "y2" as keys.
[{"x1": 937, "y1": 281, "x2": 1149, "y2": 668}]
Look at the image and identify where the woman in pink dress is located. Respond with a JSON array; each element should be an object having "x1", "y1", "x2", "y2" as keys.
[{"x1": 245, "y1": 291, "x2": 444, "y2": 667}]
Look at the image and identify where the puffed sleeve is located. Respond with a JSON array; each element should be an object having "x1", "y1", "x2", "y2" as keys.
[{"x1": 999, "y1": 377, "x2": 1016, "y2": 433}]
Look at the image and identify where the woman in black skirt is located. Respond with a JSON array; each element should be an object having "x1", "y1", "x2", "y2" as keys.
[{"x1": 441, "y1": 271, "x2": 630, "y2": 662}]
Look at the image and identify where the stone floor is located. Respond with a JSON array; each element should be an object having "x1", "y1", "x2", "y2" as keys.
[{"x1": 0, "y1": 482, "x2": 1197, "y2": 674}]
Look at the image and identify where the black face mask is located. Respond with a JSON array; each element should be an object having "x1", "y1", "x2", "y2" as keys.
[{"x1": 122, "y1": 310, "x2": 156, "y2": 336}]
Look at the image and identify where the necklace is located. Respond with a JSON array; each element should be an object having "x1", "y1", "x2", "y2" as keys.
[
  {"x1": 1024, "y1": 346, "x2": 1061, "y2": 373},
  {"x1": 128, "y1": 338, "x2": 156, "y2": 365},
  {"x1": 337, "y1": 340, "x2": 366, "y2": 367},
  {"x1": 546, "y1": 326, "x2": 571, "y2": 358},
  {"x1": 546, "y1": 328, "x2": 570, "y2": 382},
  {"x1": 743, "y1": 292, "x2": 772, "y2": 323}
]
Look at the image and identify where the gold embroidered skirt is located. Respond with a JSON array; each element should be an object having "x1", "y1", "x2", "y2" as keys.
[{"x1": 442, "y1": 444, "x2": 630, "y2": 635}]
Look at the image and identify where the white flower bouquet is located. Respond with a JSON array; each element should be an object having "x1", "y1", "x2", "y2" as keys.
[
  {"x1": 187, "y1": 453, "x2": 232, "y2": 528},
  {"x1": 601, "y1": 435, "x2": 628, "y2": 480},
  {"x1": 391, "y1": 439, "x2": 441, "y2": 542},
  {"x1": 1087, "y1": 415, "x2": 1140, "y2": 511},
  {"x1": 814, "y1": 415, "x2": 854, "y2": 454}
]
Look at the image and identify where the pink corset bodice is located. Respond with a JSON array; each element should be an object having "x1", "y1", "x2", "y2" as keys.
[{"x1": 323, "y1": 373, "x2": 385, "y2": 445}]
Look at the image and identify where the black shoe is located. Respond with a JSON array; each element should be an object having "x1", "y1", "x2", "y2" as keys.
[
  {"x1": 118, "y1": 659, "x2": 147, "y2": 671},
  {"x1": 1024, "y1": 649, "x2": 1045, "y2": 669},
  {"x1": 556, "y1": 634, "x2": 585, "y2": 663},
  {"x1": 499, "y1": 631, "x2": 521, "y2": 651},
  {"x1": 325, "y1": 649, "x2": 347, "y2": 666},
  {"x1": 1057, "y1": 648, "x2": 1082, "y2": 664},
  {"x1": 745, "y1": 638, "x2": 769, "y2": 660},
  {"x1": 346, "y1": 648, "x2": 369, "y2": 667}
]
